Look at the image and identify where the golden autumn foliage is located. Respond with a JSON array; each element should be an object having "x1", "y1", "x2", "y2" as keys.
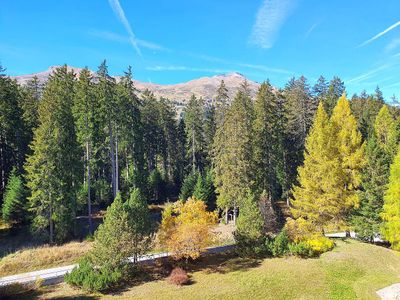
[
  {"x1": 158, "y1": 197, "x2": 218, "y2": 260},
  {"x1": 381, "y1": 147, "x2": 400, "y2": 250},
  {"x1": 291, "y1": 96, "x2": 365, "y2": 232}
]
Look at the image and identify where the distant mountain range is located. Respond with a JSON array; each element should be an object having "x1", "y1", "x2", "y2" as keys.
[{"x1": 12, "y1": 66, "x2": 261, "y2": 102}]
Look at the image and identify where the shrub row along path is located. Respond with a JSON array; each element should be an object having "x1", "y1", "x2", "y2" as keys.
[{"x1": 0, "y1": 244, "x2": 234, "y2": 287}]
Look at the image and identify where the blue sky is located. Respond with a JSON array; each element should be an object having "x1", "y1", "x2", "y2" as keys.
[{"x1": 1, "y1": 0, "x2": 400, "y2": 99}]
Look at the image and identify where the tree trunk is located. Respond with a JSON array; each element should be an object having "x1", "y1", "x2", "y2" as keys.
[
  {"x1": 86, "y1": 140, "x2": 93, "y2": 235},
  {"x1": 49, "y1": 191, "x2": 54, "y2": 244},
  {"x1": 225, "y1": 207, "x2": 229, "y2": 224},
  {"x1": 108, "y1": 122, "x2": 116, "y2": 199},
  {"x1": 115, "y1": 136, "x2": 119, "y2": 194},
  {"x1": 192, "y1": 128, "x2": 196, "y2": 173}
]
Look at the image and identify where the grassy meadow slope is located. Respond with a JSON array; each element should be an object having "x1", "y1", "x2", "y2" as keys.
[{"x1": 15, "y1": 240, "x2": 400, "y2": 300}]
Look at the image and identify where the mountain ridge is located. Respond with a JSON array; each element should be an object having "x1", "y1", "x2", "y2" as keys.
[{"x1": 11, "y1": 66, "x2": 260, "y2": 102}]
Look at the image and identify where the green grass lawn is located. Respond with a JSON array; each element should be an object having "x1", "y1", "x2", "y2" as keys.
[{"x1": 15, "y1": 239, "x2": 400, "y2": 300}]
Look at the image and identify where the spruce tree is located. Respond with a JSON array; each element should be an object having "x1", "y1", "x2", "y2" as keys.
[
  {"x1": 323, "y1": 76, "x2": 345, "y2": 116},
  {"x1": 184, "y1": 95, "x2": 205, "y2": 173},
  {"x1": 73, "y1": 68, "x2": 96, "y2": 234},
  {"x1": 234, "y1": 191, "x2": 265, "y2": 256},
  {"x1": 215, "y1": 80, "x2": 229, "y2": 126},
  {"x1": 0, "y1": 67, "x2": 28, "y2": 202},
  {"x1": 253, "y1": 81, "x2": 282, "y2": 200},
  {"x1": 2, "y1": 168, "x2": 26, "y2": 224},
  {"x1": 283, "y1": 76, "x2": 316, "y2": 198},
  {"x1": 25, "y1": 66, "x2": 82, "y2": 243},
  {"x1": 213, "y1": 90, "x2": 254, "y2": 223},
  {"x1": 95, "y1": 60, "x2": 117, "y2": 200},
  {"x1": 381, "y1": 147, "x2": 400, "y2": 250},
  {"x1": 123, "y1": 188, "x2": 153, "y2": 262},
  {"x1": 352, "y1": 136, "x2": 390, "y2": 241},
  {"x1": 116, "y1": 67, "x2": 146, "y2": 194},
  {"x1": 89, "y1": 193, "x2": 133, "y2": 268},
  {"x1": 179, "y1": 171, "x2": 198, "y2": 200}
]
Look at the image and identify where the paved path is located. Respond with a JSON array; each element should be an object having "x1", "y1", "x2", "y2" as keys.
[
  {"x1": 377, "y1": 283, "x2": 400, "y2": 300},
  {"x1": 0, "y1": 244, "x2": 234, "y2": 287}
]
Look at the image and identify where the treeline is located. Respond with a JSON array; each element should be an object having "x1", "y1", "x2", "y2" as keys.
[{"x1": 1, "y1": 61, "x2": 399, "y2": 249}]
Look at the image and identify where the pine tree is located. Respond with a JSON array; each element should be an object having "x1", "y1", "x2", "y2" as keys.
[
  {"x1": 0, "y1": 67, "x2": 28, "y2": 202},
  {"x1": 312, "y1": 76, "x2": 328, "y2": 100},
  {"x1": 116, "y1": 67, "x2": 146, "y2": 194},
  {"x1": 352, "y1": 136, "x2": 390, "y2": 241},
  {"x1": 21, "y1": 76, "x2": 41, "y2": 139},
  {"x1": 123, "y1": 188, "x2": 153, "y2": 262},
  {"x1": 179, "y1": 171, "x2": 198, "y2": 200},
  {"x1": 381, "y1": 147, "x2": 400, "y2": 250},
  {"x1": 324, "y1": 76, "x2": 345, "y2": 115},
  {"x1": 95, "y1": 60, "x2": 117, "y2": 200},
  {"x1": 282, "y1": 76, "x2": 316, "y2": 199},
  {"x1": 149, "y1": 168, "x2": 165, "y2": 202},
  {"x1": 25, "y1": 66, "x2": 82, "y2": 243},
  {"x1": 234, "y1": 191, "x2": 265, "y2": 256},
  {"x1": 90, "y1": 193, "x2": 133, "y2": 268},
  {"x1": 204, "y1": 105, "x2": 217, "y2": 162},
  {"x1": 184, "y1": 95, "x2": 205, "y2": 173},
  {"x1": 141, "y1": 90, "x2": 162, "y2": 171},
  {"x1": 73, "y1": 67, "x2": 96, "y2": 234},
  {"x1": 2, "y1": 168, "x2": 26, "y2": 224},
  {"x1": 213, "y1": 90, "x2": 254, "y2": 223},
  {"x1": 253, "y1": 81, "x2": 282, "y2": 200},
  {"x1": 215, "y1": 80, "x2": 229, "y2": 126}
]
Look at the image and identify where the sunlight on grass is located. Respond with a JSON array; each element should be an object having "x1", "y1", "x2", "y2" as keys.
[
  {"x1": 28, "y1": 240, "x2": 400, "y2": 300},
  {"x1": 0, "y1": 241, "x2": 92, "y2": 277}
]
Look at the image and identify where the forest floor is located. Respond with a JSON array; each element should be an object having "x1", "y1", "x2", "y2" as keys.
[{"x1": 7, "y1": 239, "x2": 400, "y2": 300}]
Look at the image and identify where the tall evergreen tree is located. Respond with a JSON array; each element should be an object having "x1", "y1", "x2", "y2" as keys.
[
  {"x1": 73, "y1": 68, "x2": 96, "y2": 234},
  {"x1": 215, "y1": 80, "x2": 229, "y2": 126},
  {"x1": 95, "y1": 60, "x2": 117, "y2": 200},
  {"x1": 213, "y1": 90, "x2": 254, "y2": 223},
  {"x1": 2, "y1": 168, "x2": 26, "y2": 224},
  {"x1": 25, "y1": 66, "x2": 82, "y2": 243},
  {"x1": 116, "y1": 67, "x2": 146, "y2": 194},
  {"x1": 0, "y1": 66, "x2": 28, "y2": 202},
  {"x1": 253, "y1": 81, "x2": 282, "y2": 200},
  {"x1": 184, "y1": 95, "x2": 205, "y2": 173},
  {"x1": 323, "y1": 76, "x2": 345, "y2": 115},
  {"x1": 352, "y1": 136, "x2": 390, "y2": 241},
  {"x1": 283, "y1": 76, "x2": 316, "y2": 199}
]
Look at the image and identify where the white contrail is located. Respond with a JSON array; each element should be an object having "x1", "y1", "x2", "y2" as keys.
[
  {"x1": 108, "y1": 0, "x2": 142, "y2": 56},
  {"x1": 249, "y1": 0, "x2": 296, "y2": 49},
  {"x1": 358, "y1": 21, "x2": 400, "y2": 48}
]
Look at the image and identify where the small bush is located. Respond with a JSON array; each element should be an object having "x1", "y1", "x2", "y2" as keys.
[
  {"x1": 290, "y1": 237, "x2": 335, "y2": 258},
  {"x1": 167, "y1": 267, "x2": 189, "y2": 285},
  {"x1": 235, "y1": 234, "x2": 266, "y2": 257},
  {"x1": 270, "y1": 230, "x2": 290, "y2": 257},
  {"x1": 65, "y1": 258, "x2": 123, "y2": 292},
  {"x1": 289, "y1": 242, "x2": 316, "y2": 258},
  {"x1": 306, "y1": 236, "x2": 335, "y2": 254}
]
